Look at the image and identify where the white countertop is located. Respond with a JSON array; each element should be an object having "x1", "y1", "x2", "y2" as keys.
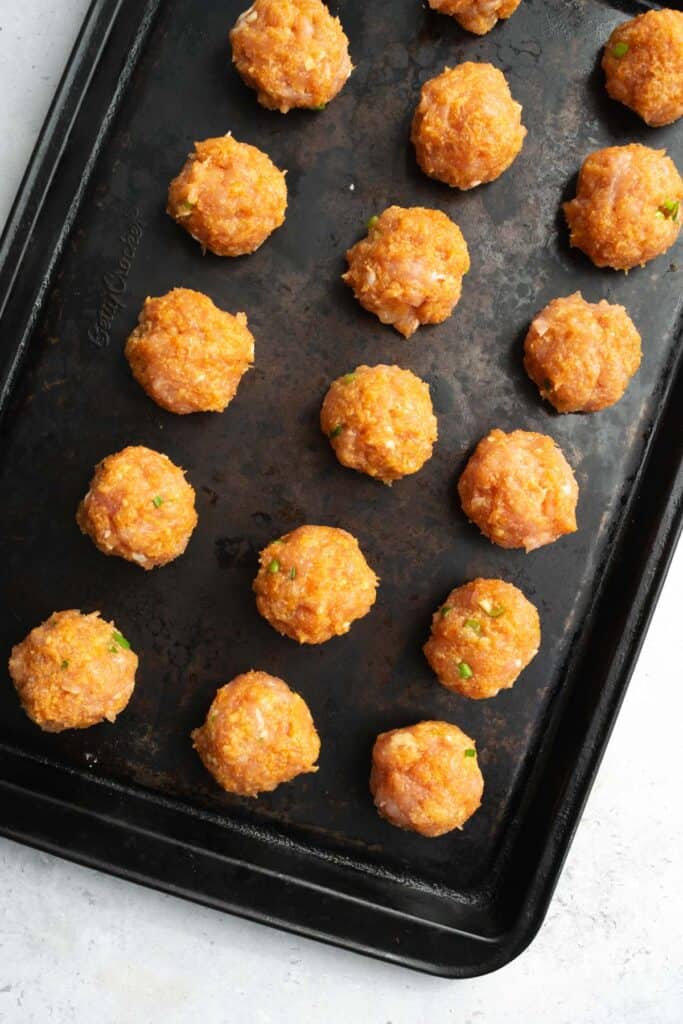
[{"x1": 0, "y1": 3, "x2": 681, "y2": 1021}]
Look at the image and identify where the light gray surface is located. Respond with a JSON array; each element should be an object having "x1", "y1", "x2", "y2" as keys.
[{"x1": 0, "y1": 3, "x2": 681, "y2": 1022}]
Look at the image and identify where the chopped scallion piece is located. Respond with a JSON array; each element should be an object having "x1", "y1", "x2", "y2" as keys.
[
  {"x1": 177, "y1": 200, "x2": 195, "y2": 216},
  {"x1": 367, "y1": 215, "x2": 379, "y2": 230},
  {"x1": 479, "y1": 598, "x2": 505, "y2": 618},
  {"x1": 310, "y1": 103, "x2": 326, "y2": 111},
  {"x1": 330, "y1": 423, "x2": 344, "y2": 438},
  {"x1": 611, "y1": 41, "x2": 629, "y2": 58},
  {"x1": 267, "y1": 558, "x2": 280, "y2": 574},
  {"x1": 458, "y1": 661, "x2": 473, "y2": 680},
  {"x1": 341, "y1": 372, "x2": 356, "y2": 384},
  {"x1": 152, "y1": 495, "x2": 163, "y2": 508},
  {"x1": 289, "y1": 566, "x2": 297, "y2": 580},
  {"x1": 439, "y1": 605, "x2": 452, "y2": 618},
  {"x1": 112, "y1": 630, "x2": 130, "y2": 650},
  {"x1": 465, "y1": 618, "x2": 482, "y2": 635},
  {"x1": 464, "y1": 748, "x2": 476, "y2": 758},
  {"x1": 60, "y1": 659, "x2": 69, "y2": 670},
  {"x1": 659, "y1": 199, "x2": 680, "y2": 222}
]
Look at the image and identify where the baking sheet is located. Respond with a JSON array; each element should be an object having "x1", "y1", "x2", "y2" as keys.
[{"x1": 0, "y1": 0, "x2": 681, "y2": 975}]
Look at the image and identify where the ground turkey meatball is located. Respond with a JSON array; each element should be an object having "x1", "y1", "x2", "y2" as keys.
[
  {"x1": 427, "y1": 0, "x2": 522, "y2": 36},
  {"x1": 563, "y1": 144, "x2": 683, "y2": 270},
  {"x1": 411, "y1": 63, "x2": 526, "y2": 190},
  {"x1": 254, "y1": 525, "x2": 378, "y2": 644},
  {"x1": 458, "y1": 429, "x2": 578, "y2": 552},
  {"x1": 423, "y1": 579, "x2": 540, "y2": 699},
  {"x1": 370, "y1": 721, "x2": 483, "y2": 837},
  {"x1": 191, "y1": 671, "x2": 320, "y2": 796},
  {"x1": 320, "y1": 365, "x2": 437, "y2": 484},
  {"x1": 230, "y1": 0, "x2": 352, "y2": 113},
  {"x1": 77, "y1": 446, "x2": 198, "y2": 569},
  {"x1": 125, "y1": 288, "x2": 254, "y2": 414},
  {"x1": 9, "y1": 610, "x2": 137, "y2": 732},
  {"x1": 524, "y1": 292, "x2": 642, "y2": 413},
  {"x1": 343, "y1": 206, "x2": 470, "y2": 338},
  {"x1": 167, "y1": 135, "x2": 287, "y2": 256},
  {"x1": 602, "y1": 10, "x2": 683, "y2": 127}
]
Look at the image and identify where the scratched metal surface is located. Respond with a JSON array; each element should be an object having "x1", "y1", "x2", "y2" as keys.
[{"x1": 0, "y1": 0, "x2": 681, "y2": 892}]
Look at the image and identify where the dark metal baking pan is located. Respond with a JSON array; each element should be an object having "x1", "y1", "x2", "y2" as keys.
[{"x1": 1, "y1": 0, "x2": 682, "y2": 977}]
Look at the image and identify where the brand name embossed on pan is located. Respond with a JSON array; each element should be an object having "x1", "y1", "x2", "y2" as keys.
[{"x1": 87, "y1": 211, "x2": 143, "y2": 348}]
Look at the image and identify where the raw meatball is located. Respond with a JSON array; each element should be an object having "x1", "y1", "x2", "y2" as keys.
[
  {"x1": 125, "y1": 288, "x2": 254, "y2": 414},
  {"x1": 320, "y1": 364, "x2": 437, "y2": 483},
  {"x1": 230, "y1": 0, "x2": 352, "y2": 113},
  {"x1": 8, "y1": 610, "x2": 137, "y2": 732},
  {"x1": 427, "y1": 0, "x2": 522, "y2": 35},
  {"x1": 411, "y1": 63, "x2": 526, "y2": 190},
  {"x1": 370, "y1": 721, "x2": 483, "y2": 837},
  {"x1": 77, "y1": 446, "x2": 198, "y2": 569},
  {"x1": 524, "y1": 292, "x2": 642, "y2": 413},
  {"x1": 458, "y1": 429, "x2": 578, "y2": 552},
  {"x1": 563, "y1": 144, "x2": 683, "y2": 270},
  {"x1": 602, "y1": 9, "x2": 683, "y2": 127},
  {"x1": 342, "y1": 206, "x2": 470, "y2": 338},
  {"x1": 191, "y1": 671, "x2": 320, "y2": 796},
  {"x1": 167, "y1": 135, "x2": 287, "y2": 256},
  {"x1": 423, "y1": 579, "x2": 540, "y2": 699},
  {"x1": 253, "y1": 525, "x2": 378, "y2": 644}
]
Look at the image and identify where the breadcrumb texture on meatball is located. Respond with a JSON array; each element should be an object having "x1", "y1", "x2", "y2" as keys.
[
  {"x1": 423, "y1": 579, "x2": 540, "y2": 699},
  {"x1": 125, "y1": 288, "x2": 255, "y2": 414},
  {"x1": 191, "y1": 671, "x2": 320, "y2": 797},
  {"x1": 253, "y1": 525, "x2": 378, "y2": 644},
  {"x1": 428, "y1": 0, "x2": 522, "y2": 35},
  {"x1": 167, "y1": 135, "x2": 287, "y2": 256},
  {"x1": 370, "y1": 720, "x2": 484, "y2": 837},
  {"x1": 320, "y1": 364, "x2": 438, "y2": 483},
  {"x1": 563, "y1": 144, "x2": 683, "y2": 270},
  {"x1": 343, "y1": 206, "x2": 470, "y2": 338},
  {"x1": 77, "y1": 446, "x2": 198, "y2": 570},
  {"x1": 602, "y1": 9, "x2": 683, "y2": 127},
  {"x1": 458, "y1": 429, "x2": 579, "y2": 552},
  {"x1": 9, "y1": 610, "x2": 137, "y2": 733},
  {"x1": 230, "y1": 0, "x2": 352, "y2": 112},
  {"x1": 411, "y1": 63, "x2": 526, "y2": 190},
  {"x1": 524, "y1": 292, "x2": 642, "y2": 413}
]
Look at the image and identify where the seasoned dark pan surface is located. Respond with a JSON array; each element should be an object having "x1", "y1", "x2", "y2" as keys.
[{"x1": 1, "y1": 0, "x2": 682, "y2": 920}]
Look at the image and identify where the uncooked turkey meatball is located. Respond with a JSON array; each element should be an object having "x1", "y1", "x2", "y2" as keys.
[
  {"x1": 9, "y1": 610, "x2": 137, "y2": 732},
  {"x1": 370, "y1": 720, "x2": 484, "y2": 837},
  {"x1": 524, "y1": 292, "x2": 642, "y2": 413},
  {"x1": 423, "y1": 578, "x2": 540, "y2": 699},
  {"x1": 427, "y1": 0, "x2": 522, "y2": 36},
  {"x1": 320, "y1": 364, "x2": 437, "y2": 483},
  {"x1": 458, "y1": 429, "x2": 578, "y2": 552},
  {"x1": 125, "y1": 288, "x2": 254, "y2": 414},
  {"x1": 77, "y1": 446, "x2": 198, "y2": 569},
  {"x1": 253, "y1": 525, "x2": 378, "y2": 644},
  {"x1": 167, "y1": 135, "x2": 287, "y2": 256},
  {"x1": 411, "y1": 63, "x2": 526, "y2": 190},
  {"x1": 230, "y1": 0, "x2": 352, "y2": 112},
  {"x1": 602, "y1": 9, "x2": 683, "y2": 127},
  {"x1": 563, "y1": 144, "x2": 683, "y2": 270},
  {"x1": 192, "y1": 671, "x2": 320, "y2": 796},
  {"x1": 342, "y1": 206, "x2": 470, "y2": 338}
]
